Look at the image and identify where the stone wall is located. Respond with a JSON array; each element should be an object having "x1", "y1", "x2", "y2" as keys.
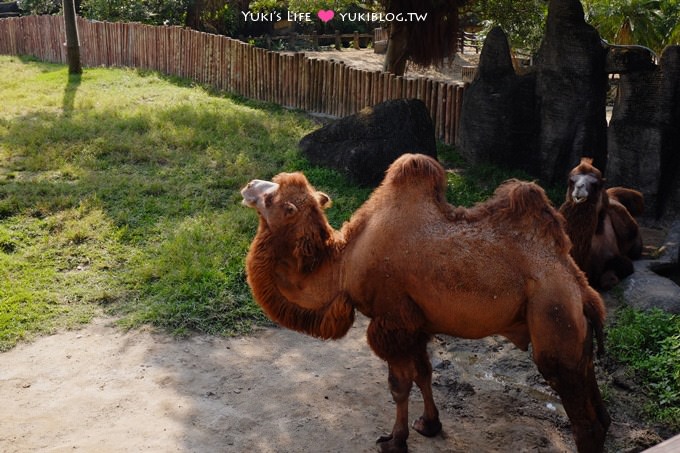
[
  {"x1": 456, "y1": 0, "x2": 680, "y2": 220},
  {"x1": 458, "y1": 0, "x2": 607, "y2": 186},
  {"x1": 608, "y1": 46, "x2": 680, "y2": 218}
]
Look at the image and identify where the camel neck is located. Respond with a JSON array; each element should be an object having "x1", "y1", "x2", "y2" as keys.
[{"x1": 246, "y1": 228, "x2": 354, "y2": 340}]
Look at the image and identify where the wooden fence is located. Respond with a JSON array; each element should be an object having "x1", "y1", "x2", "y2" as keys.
[{"x1": 0, "y1": 15, "x2": 466, "y2": 144}]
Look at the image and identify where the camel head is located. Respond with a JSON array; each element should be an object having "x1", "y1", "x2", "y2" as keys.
[
  {"x1": 242, "y1": 172, "x2": 332, "y2": 229},
  {"x1": 241, "y1": 172, "x2": 334, "y2": 273},
  {"x1": 567, "y1": 157, "x2": 603, "y2": 204}
]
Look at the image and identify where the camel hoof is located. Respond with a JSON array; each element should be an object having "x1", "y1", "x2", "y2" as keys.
[
  {"x1": 413, "y1": 416, "x2": 442, "y2": 437},
  {"x1": 376, "y1": 434, "x2": 408, "y2": 453}
]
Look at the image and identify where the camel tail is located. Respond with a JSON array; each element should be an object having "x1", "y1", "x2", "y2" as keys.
[
  {"x1": 583, "y1": 286, "x2": 607, "y2": 357},
  {"x1": 494, "y1": 180, "x2": 570, "y2": 254}
]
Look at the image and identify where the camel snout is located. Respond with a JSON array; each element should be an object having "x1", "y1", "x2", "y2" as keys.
[
  {"x1": 572, "y1": 193, "x2": 587, "y2": 204},
  {"x1": 241, "y1": 179, "x2": 279, "y2": 208}
]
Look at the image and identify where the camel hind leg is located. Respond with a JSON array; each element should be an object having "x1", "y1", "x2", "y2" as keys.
[{"x1": 528, "y1": 289, "x2": 610, "y2": 453}]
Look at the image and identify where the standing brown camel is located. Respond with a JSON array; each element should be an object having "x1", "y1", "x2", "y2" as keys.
[{"x1": 241, "y1": 154, "x2": 610, "y2": 453}]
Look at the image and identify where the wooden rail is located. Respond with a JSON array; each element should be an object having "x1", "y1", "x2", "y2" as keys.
[{"x1": 0, "y1": 15, "x2": 467, "y2": 144}]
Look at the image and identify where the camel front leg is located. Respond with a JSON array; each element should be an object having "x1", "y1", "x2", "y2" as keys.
[
  {"x1": 411, "y1": 345, "x2": 442, "y2": 438},
  {"x1": 377, "y1": 361, "x2": 413, "y2": 453},
  {"x1": 366, "y1": 313, "x2": 436, "y2": 452}
]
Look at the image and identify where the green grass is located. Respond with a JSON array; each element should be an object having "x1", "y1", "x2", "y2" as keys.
[
  {"x1": 0, "y1": 55, "x2": 583, "y2": 352},
  {"x1": 607, "y1": 308, "x2": 680, "y2": 428},
  {"x1": 0, "y1": 55, "x2": 309, "y2": 347}
]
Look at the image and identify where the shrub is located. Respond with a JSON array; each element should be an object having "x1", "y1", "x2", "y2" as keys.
[{"x1": 607, "y1": 308, "x2": 680, "y2": 427}]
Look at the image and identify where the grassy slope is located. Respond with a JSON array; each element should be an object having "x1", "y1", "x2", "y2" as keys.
[{"x1": 0, "y1": 55, "x2": 330, "y2": 346}]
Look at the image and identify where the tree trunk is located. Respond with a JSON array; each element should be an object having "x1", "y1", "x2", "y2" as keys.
[
  {"x1": 185, "y1": 0, "x2": 205, "y2": 30},
  {"x1": 63, "y1": 0, "x2": 81, "y2": 74},
  {"x1": 384, "y1": 22, "x2": 409, "y2": 76}
]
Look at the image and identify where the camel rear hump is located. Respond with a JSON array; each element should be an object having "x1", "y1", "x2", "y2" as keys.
[{"x1": 492, "y1": 180, "x2": 570, "y2": 254}]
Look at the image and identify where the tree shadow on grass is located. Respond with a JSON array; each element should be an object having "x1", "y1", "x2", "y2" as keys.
[{"x1": 62, "y1": 73, "x2": 81, "y2": 117}]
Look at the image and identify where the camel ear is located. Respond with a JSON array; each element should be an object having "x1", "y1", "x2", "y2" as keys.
[
  {"x1": 315, "y1": 191, "x2": 332, "y2": 209},
  {"x1": 284, "y1": 202, "x2": 298, "y2": 217}
]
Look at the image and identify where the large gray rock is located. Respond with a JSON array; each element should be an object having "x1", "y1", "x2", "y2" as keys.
[
  {"x1": 534, "y1": 0, "x2": 608, "y2": 184},
  {"x1": 608, "y1": 46, "x2": 680, "y2": 219},
  {"x1": 612, "y1": 221, "x2": 680, "y2": 314},
  {"x1": 299, "y1": 99, "x2": 436, "y2": 186},
  {"x1": 456, "y1": 27, "x2": 538, "y2": 175}
]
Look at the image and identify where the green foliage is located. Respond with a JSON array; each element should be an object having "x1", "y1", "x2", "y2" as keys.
[
  {"x1": 467, "y1": 0, "x2": 547, "y2": 55},
  {"x1": 584, "y1": 0, "x2": 680, "y2": 53},
  {"x1": 250, "y1": 0, "x2": 368, "y2": 13},
  {"x1": 16, "y1": 0, "x2": 61, "y2": 15},
  {"x1": 201, "y1": 2, "x2": 241, "y2": 35},
  {"x1": 607, "y1": 308, "x2": 680, "y2": 427},
  {"x1": 79, "y1": 0, "x2": 190, "y2": 26}
]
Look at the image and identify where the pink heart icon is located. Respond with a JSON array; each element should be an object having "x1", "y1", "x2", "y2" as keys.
[{"x1": 317, "y1": 9, "x2": 334, "y2": 23}]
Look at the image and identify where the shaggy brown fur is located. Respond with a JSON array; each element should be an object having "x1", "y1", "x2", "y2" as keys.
[
  {"x1": 559, "y1": 158, "x2": 643, "y2": 290},
  {"x1": 242, "y1": 154, "x2": 610, "y2": 453}
]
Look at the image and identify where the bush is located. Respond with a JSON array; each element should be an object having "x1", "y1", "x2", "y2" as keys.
[
  {"x1": 607, "y1": 308, "x2": 680, "y2": 427},
  {"x1": 79, "y1": 0, "x2": 189, "y2": 26},
  {"x1": 17, "y1": 0, "x2": 61, "y2": 15}
]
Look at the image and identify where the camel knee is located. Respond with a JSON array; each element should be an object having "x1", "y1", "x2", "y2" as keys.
[{"x1": 388, "y1": 368, "x2": 413, "y2": 402}]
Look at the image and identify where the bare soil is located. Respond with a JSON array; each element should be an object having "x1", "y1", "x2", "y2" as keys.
[
  {"x1": 290, "y1": 47, "x2": 479, "y2": 83},
  {"x1": 0, "y1": 312, "x2": 670, "y2": 453}
]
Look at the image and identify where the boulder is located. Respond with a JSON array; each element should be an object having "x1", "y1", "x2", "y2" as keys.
[
  {"x1": 456, "y1": 27, "x2": 538, "y2": 175},
  {"x1": 299, "y1": 99, "x2": 436, "y2": 186},
  {"x1": 607, "y1": 46, "x2": 680, "y2": 219},
  {"x1": 610, "y1": 220, "x2": 680, "y2": 315},
  {"x1": 534, "y1": 0, "x2": 608, "y2": 184},
  {"x1": 604, "y1": 44, "x2": 657, "y2": 74},
  {"x1": 456, "y1": 0, "x2": 609, "y2": 185}
]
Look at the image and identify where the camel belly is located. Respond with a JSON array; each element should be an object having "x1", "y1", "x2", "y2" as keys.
[
  {"x1": 410, "y1": 286, "x2": 528, "y2": 339},
  {"x1": 347, "y1": 253, "x2": 530, "y2": 339},
  {"x1": 344, "y1": 214, "x2": 542, "y2": 339}
]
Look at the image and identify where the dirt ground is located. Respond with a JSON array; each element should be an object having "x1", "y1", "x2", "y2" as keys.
[
  {"x1": 289, "y1": 47, "x2": 479, "y2": 83},
  {"x1": 0, "y1": 310, "x2": 670, "y2": 453}
]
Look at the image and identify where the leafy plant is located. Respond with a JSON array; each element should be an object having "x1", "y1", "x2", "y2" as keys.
[
  {"x1": 79, "y1": 0, "x2": 190, "y2": 26},
  {"x1": 583, "y1": 0, "x2": 680, "y2": 53},
  {"x1": 466, "y1": 0, "x2": 548, "y2": 56},
  {"x1": 607, "y1": 308, "x2": 680, "y2": 427},
  {"x1": 16, "y1": 0, "x2": 61, "y2": 15}
]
